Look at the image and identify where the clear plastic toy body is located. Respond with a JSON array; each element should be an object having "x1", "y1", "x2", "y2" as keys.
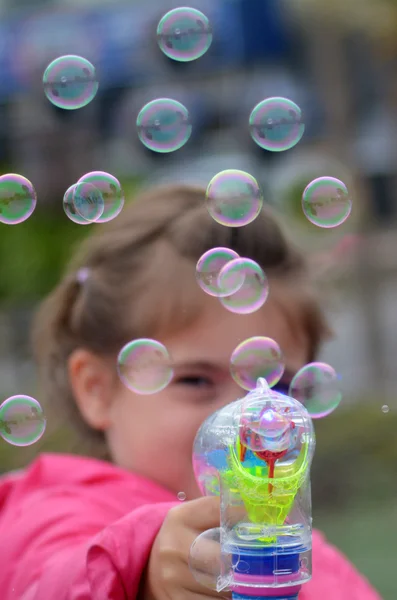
[{"x1": 192, "y1": 378, "x2": 315, "y2": 600}]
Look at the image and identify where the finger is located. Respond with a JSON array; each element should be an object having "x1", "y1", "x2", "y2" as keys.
[
  {"x1": 176, "y1": 496, "x2": 221, "y2": 531},
  {"x1": 189, "y1": 534, "x2": 222, "y2": 576}
]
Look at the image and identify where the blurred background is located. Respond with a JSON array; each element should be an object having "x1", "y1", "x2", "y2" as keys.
[{"x1": 0, "y1": 0, "x2": 396, "y2": 597}]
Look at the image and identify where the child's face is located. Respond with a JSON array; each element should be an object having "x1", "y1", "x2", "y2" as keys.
[{"x1": 105, "y1": 289, "x2": 310, "y2": 500}]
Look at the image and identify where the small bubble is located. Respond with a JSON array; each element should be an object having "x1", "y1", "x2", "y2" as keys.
[
  {"x1": 382, "y1": 405, "x2": 390, "y2": 414},
  {"x1": 0, "y1": 174, "x2": 37, "y2": 225},
  {"x1": 157, "y1": 7, "x2": 212, "y2": 62},
  {"x1": 177, "y1": 491, "x2": 186, "y2": 501},
  {"x1": 43, "y1": 55, "x2": 98, "y2": 110},
  {"x1": 205, "y1": 170, "x2": 263, "y2": 227},
  {"x1": 249, "y1": 97, "x2": 304, "y2": 152},
  {"x1": 117, "y1": 338, "x2": 173, "y2": 395},
  {"x1": 136, "y1": 98, "x2": 192, "y2": 153},
  {"x1": 302, "y1": 177, "x2": 352, "y2": 228}
]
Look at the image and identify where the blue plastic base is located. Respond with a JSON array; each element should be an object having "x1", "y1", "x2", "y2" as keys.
[{"x1": 232, "y1": 594, "x2": 298, "y2": 600}]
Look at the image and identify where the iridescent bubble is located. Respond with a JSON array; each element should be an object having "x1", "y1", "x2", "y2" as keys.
[
  {"x1": 72, "y1": 181, "x2": 104, "y2": 222},
  {"x1": 0, "y1": 174, "x2": 37, "y2": 225},
  {"x1": 136, "y1": 98, "x2": 192, "y2": 153},
  {"x1": 157, "y1": 7, "x2": 212, "y2": 62},
  {"x1": 0, "y1": 395, "x2": 46, "y2": 447},
  {"x1": 302, "y1": 177, "x2": 352, "y2": 228},
  {"x1": 117, "y1": 338, "x2": 174, "y2": 395},
  {"x1": 196, "y1": 247, "x2": 244, "y2": 297},
  {"x1": 77, "y1": 171, "x2": 124, "y2": 223},
  {"x1": 240, "y1": 406, "x2": 292, "y2": 454},
  {"x1": 382, "y1": 405, "x2": 390, "y2": 414},
  {"x1": 63, "y1": 184, "x2": 91, "y2": 225},
  {"x1": 189, "y1": 528, "x2": 237, "y2": 592},
  {"x1": 205, "y1": 170, "x2": 263, "y2": 227},
  {"x1": 218, "y1": 258, "x2": 269, "y2": 315},
  {"x1": 249, "y1": 97, "x2": 304, "y2": 152},
  {"x1": 177, "y1": 491, "x2": 186, "y2": 501},
  {"x1": 43, "y1": 55, "x2": 99, "y2": 110},
  {"x1": 289, "y1": 362, "x2": 342, "y2": 419},
  {"x1": 230, "y1": 337, "x2": 285, "y2": 391}
]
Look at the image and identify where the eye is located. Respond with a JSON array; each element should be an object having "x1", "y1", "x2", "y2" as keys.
[{"x1": 175, "y1": 375, "x2": 213, "y2": 388}]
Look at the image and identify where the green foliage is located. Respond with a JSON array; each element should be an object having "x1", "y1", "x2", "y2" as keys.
[
  {"x1": 0, "y1": 178, "x2": 142, "y2": 305},
  {"x1": 312, "y1": 405, "x2": 397, "y2": 510},
  {"x1": 0, "y1": 210, "x2": 89, "y2": 304}
]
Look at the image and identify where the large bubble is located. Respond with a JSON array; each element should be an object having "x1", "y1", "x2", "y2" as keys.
[
  {"x1": 230, "y1": 337, "x2": 285, "y2": 390},
  {"x1": 205, "y1": 170, "x2": 263, "y2": 227},
  {"x1": 249, "y1": 97, "x2": 304, "y2": 152},
  {"x1": 302, "y1": 177, "x2": 352, "y2": 228},
  {"x1": 157, "y1": 7, "x2": 212, "y2": 62},
  {"x1": 289, "y1": 362, "x2": 342, "y2": 418},
  {"x1": 76, "y1": 171, "x2": 124, "y2": 223},
  {"x1": 196, "y1": 247, "x2": 243, "y2": 297},
  {"x1": 117, "y1": 338, "x2": 174, "y2": 395},
  {"x1": 43, "y1": 55, "x2": 98, "y2": 110},
  {"x1": 0, "y1": 395, "x2": 46, "y2": 446},
  {"x1": 218, "y1": 258, "x2": 269, "y2": 314},
  {"x1": 0, "y1": 174, "x2": 37, "y2": 225},
  {"x1": 72, "y1": 181, "x2": 105, "y2": 222},
  {"x1": 137, "y1": 98, "x2": 192, "y2": 153},
  {"x1": 63, "y1": 184, "x2": 91, "y2": 225}
]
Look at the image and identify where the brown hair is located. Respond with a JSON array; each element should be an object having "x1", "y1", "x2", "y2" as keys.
[{"x1": 32, "y1": 183, "x2": 331, "y2": 457}]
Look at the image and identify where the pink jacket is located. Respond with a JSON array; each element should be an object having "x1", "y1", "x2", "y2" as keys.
[{"x1": 0, "y1": 453, "x2": 381, "y2": 600}]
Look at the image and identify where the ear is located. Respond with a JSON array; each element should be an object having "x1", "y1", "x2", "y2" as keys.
[{"x1": 68, "y1": 348, "x2": 115, "y2": 431}]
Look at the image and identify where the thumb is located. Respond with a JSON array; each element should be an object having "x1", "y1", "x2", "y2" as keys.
[{"x1": 178, "y1": 495, "x2": 221, "y2": 531}]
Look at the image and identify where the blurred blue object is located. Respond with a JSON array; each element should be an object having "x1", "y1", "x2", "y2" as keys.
[
  {"x1": 236, "y1": 0, "x2": 291, "y2": 61},
  {"x1": 0, "y1": 0, "x2": 291, "y2": 99}
]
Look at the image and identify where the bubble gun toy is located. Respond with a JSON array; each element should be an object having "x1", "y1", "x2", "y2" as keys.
[{"x1": 192, "y1": 378, "x2": 315, "y2": 600}]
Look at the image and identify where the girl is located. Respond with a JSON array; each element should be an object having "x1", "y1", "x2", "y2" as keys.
[{"x1": 0, "y1": 184, "x2": 380, "y2": 599}]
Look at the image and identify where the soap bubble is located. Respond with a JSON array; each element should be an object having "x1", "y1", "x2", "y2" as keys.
[
  {"x1": 240, "y1": 406, "x2": 293, "y2": 454},
  {"x1": 218, "y1": 258, "x2": 269, "y2": 314},
  {"x1": 0, "y1": 395, "x2": 46, "y2": 447},
  {"x1": 382, "y1": 405, "x2": 390, "y2": 414},
  {"x1": 72, "y1": 181, "x2": 104, "y2": 222},
  {"x1": 289, "y1": 362, "x2": 342, "y2": 418},
  {"x1": 196, "y1": 248, "x2": 244, "y2": 297},
  {"x1": 77, "y1": 171, "x2": 124, "y2": 223},
  {"x1": 43, "y1": 55, "x2": 98, "y2": 110},
  {"x1": 63, "y1": 184, "x2": 91, "y2": 225},
  {"x1": 117, "y1": 338, "x2": 173, "y2": 395},
  {"x1": 189, "y1": 527, "x2": 236, "y2": 592},
  {"x1": 302, "y1": 177, "x2": 352, "y2": 228},
  {"x1": 230, "y1": 337, "x2": 285, "y2": 391},
  {"x1": 157, "y1": 7, "x2": 212, "y2": 62},
  {"x1": 205, "y1": 170, "x2": 263, "y2": 227},
  {"x1": 0, "y1": 174, "x2": 37, "y2": 225},
  {"x1": 137, "y1": 98, "x2": 192, "y2": 153},
  {"x1": 177, "y1": 491, "x2": 186, "y2": 501},
  {"x1": 249, "y1": 97, "x2": 304, "y2": 152}
]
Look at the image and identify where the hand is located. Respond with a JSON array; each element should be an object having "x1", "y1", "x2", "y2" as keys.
[{"x1": 139, "y1": 495, "x2": 231, "y2": 600}]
